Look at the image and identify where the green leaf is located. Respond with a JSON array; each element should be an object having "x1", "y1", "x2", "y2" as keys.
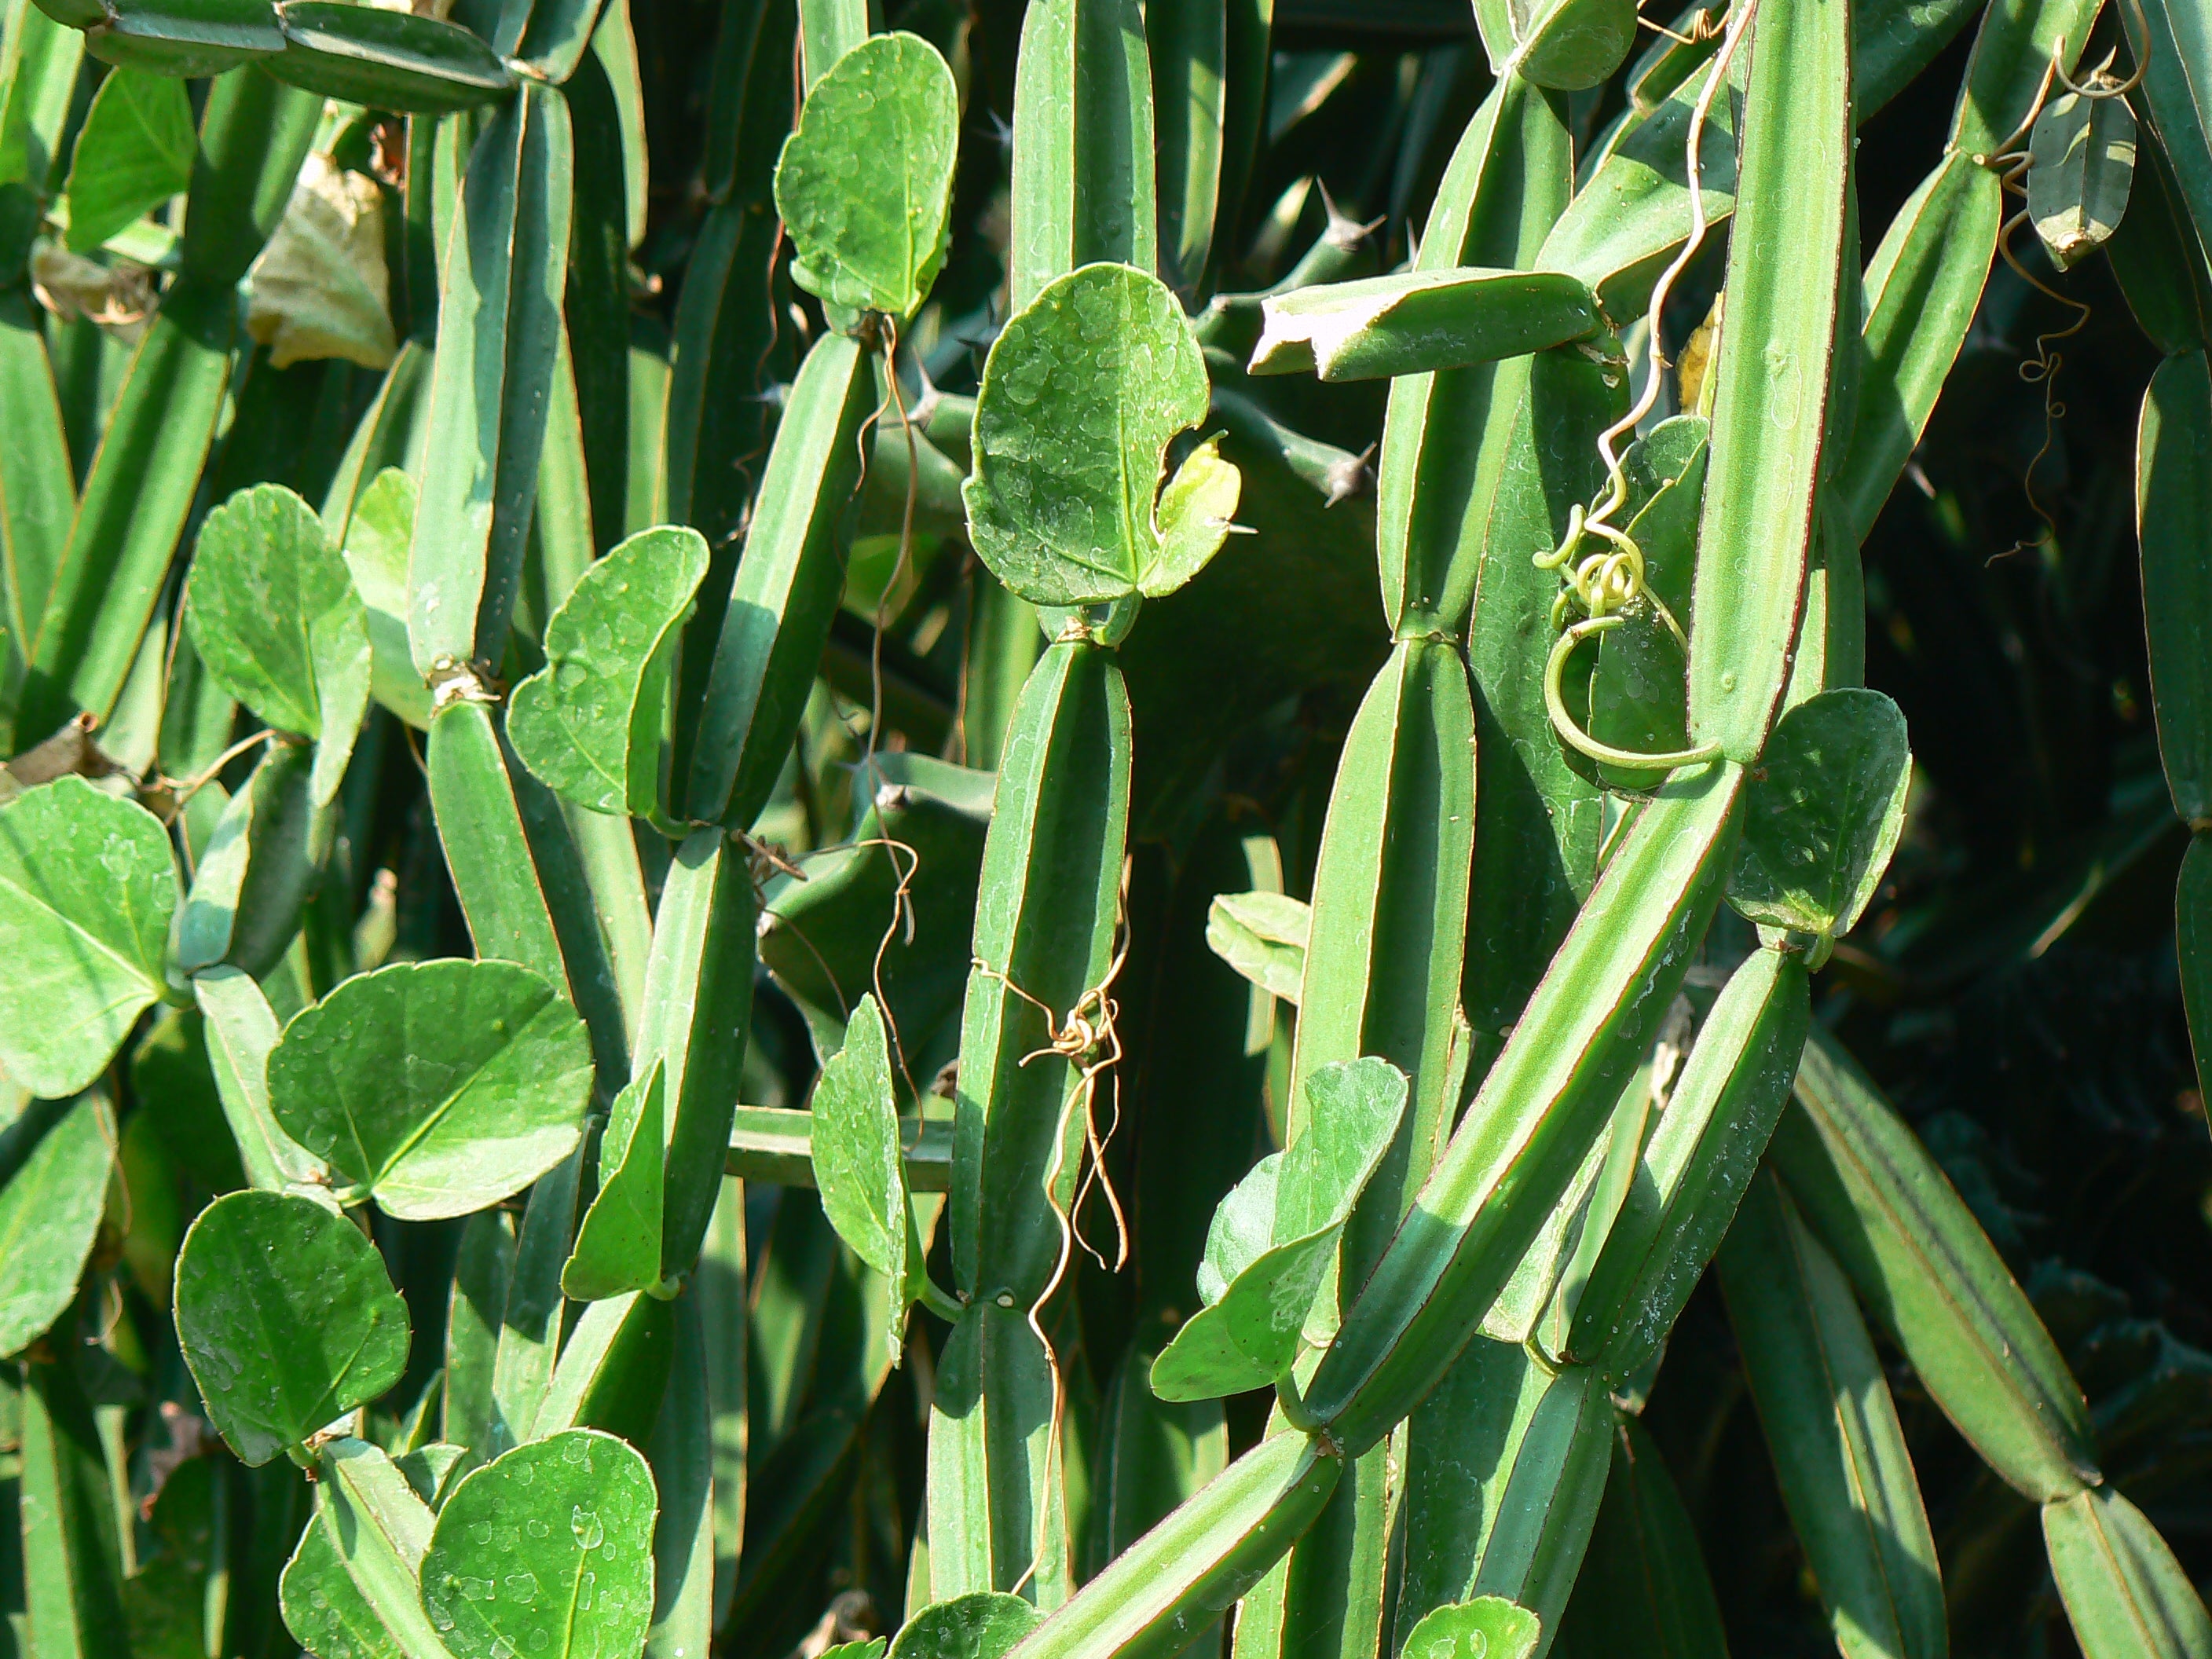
[
  {"x1": 1203, "y1": 890, "x2": 1309, "y2": 1005},
  {"x1": 61, "y1": 68, "x2": 192, "y2": 252},
  {"x1": 193, "y1": 964, "x2": 330, "y2": 1193},
  {"x1": 892, "y1": 1594, "x2": 1044, "y2": 1659},
  {"x1": 280, "y1": 1505, "x2": 408, "y2": 1659},
  {"x1": 174, "y1": 1188, "x2": 412, "y2": 1466},
  {"x1": 187, "y1": 483, "x2": 373, "y2": 806},
  {"x1": 1151, "y1": 1057, "x2": 1408, "y2": 1401},
  {"x1": 266, "y1": 958, "x2": 593, "y2": 1221},
  {"x1": 0, "y1": 776, "x2": 178, "y2": 1099},
  {"x1": 1717, "y1": 1171, "x2": 1945, "y2": 1659},
  {"x1": 2044, "y1": 1485, "x2": 2212, "y2": 1659},
  {"x1": 266, "y1": 3, "x2": 516, "y2": 113},
  {"x1": 2028, "y1": 88, "x2": 2137, "y2": 269},
  {"x1": 1247, "y1": 268, "x2": 1600, "y2": 382},
  {"x1": 775, "y1": 32, "x2": 959, "y2": 320},
  {"x1": 1727, "y1": 688, "x2": 1910, "y2": 941},
  {"x1": 175, "y1": 739, "x2": 329, "y2": 978},
  {"x1": 0, "y1": 1096, "x2": 117, "y2": 1357},
  {"x1": 507, "y1": 522, "x2": 709, "y2": 819},
  {"x1": 420, "y1": 1429, "x2": 658, "y2": 1659},
  {"x1": 963, "y1": 262, "x2": 1241, "y2": 606},
  {"x1": 316, "y1": 1437, "x2": 454, "y2": 1659},
  {"x1": 1398, "y1": 1598, "x2": 1541, "y2": 1659},
  {"x1": 808, "y1": 995, "x2": 914, "y2": 1366},
  {"x1": 2139, "y1": 350, "x2": 2212, "y2": 824},
  {"x1": 562, "y1": 1059, "x2": 668, "y2": 1302},
  {"x1": 340, "y1": 467, "x2": 434, "y2": 731}
]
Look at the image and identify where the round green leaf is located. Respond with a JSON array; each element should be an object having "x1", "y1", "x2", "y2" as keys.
[
  {"x1": 266, "y1": 959, "x2": 593, "y2": 1221},
  {"x1": 62, "y1": 67, "x2": 194, "y2": 253},
  {"x1": 1399, "y1": 1597, "x2": 1541, "y2": 1659},
  {"x1": 280, "y1": 1507, "x2": 405, "y2": 1659},
  {"x1": 173, "y1": 1189, "x2": 411, "y2": 1467},
  {"x1": 890, "y1": 1593, "x2": 1043, "y2": 1659},
  {"x1": 507, "y1": 523, "x2": 710, "y2": 818},
  {"x1": 0, "y1": 1096, "x2": 119, "y2": 1357},
  {"x1": 0, "y1": 776, "x2": 178, "y2": 1099},
  {"x1": 186, "y1": 483, "x2": 373, "y2": 805},
  {"x1": 962, "y1": 262, "x2": 1240, "y2": 606},
  {"x1": 1728, "y1": 688, "x2": 1911, "y2": 941},
  {"x1": 775, "y1": 32, "x2": 958, "y2": 320},
  {"x1": 420, "y1": 1429, "x2": 657, "y2": 1659}
]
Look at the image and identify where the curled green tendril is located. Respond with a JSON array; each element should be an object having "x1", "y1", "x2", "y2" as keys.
[{"x1": 1543, "y1": 617, "x2": 1722, "y2": 772}]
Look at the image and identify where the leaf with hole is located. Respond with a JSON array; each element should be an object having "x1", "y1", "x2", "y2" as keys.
[{"x1": 963, "y1": 262, "x2": 1242, "y2": 606}]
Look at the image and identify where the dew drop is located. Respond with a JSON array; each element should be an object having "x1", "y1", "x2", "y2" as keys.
[{"x1": 572, "y1": 1507, "x2": 604, "y2": 1551}]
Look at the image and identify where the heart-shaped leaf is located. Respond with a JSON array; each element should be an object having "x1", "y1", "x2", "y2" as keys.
[
  {"x1": 187, "y1": 483, "x2": 374, "y2": 806},
  {"x1": 507, "y1": 523, "x2": 710, "y2": 818},
  {"x1": 1151, "y1": 1057, "x2": 1407, "y2": 1401},
  {"x1": 0, "y1": 777, "x2": 178, "y2": 1099},
  {"x1": 890, "y1": 1594, "x2": 1043, "y2": 1659},
  {"x1": 1728, "y1": 688, "x2": 1912, "y2": 943},
  {"x1": 339, "y1": 468, "x2": 433, "y2": 731},
  {"x1": 562, "y1": 1060, "x2": 667, "y2": 1302},
  {"x1": 1398, "y1": 1597, "x2": 1541, "y2": 1659},
  {"x1": 1203, "y1": 890, "x2": 1310, "y2": 1005},
  {"x1": 174, "y1": 1189, "x2": 412, "y2": 1467},
  {"x1": 419, "y1": 1429, "x2": 657, "y2": 1659},
  {"x1": 963, "y1": 262, "x2": 1241, "y2": 606},
  {"x1": 775, "y1": 32, "x2": 958, "y2": 320},
  {"x1": 0, "y1": 1095, "x2": 119, "y2": 1357},
  {"x1": 266, "y1": 959, "x2": 593, "y2": 1221},
  {"x1": 62, "y1": 67, "x2": 192, "y2": 252},
  {"x1": 808, "y1": 994, "x2": 917, "y2": 1365}
]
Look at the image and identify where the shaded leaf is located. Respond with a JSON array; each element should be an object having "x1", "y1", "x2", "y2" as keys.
[
  {"x1": 1728, "y1": 688, "x2": 1910, "y2": 940},
  {"x1": 174, "y1": 1189, "x2": 412, "y2": 1466},
  {"x1": 2028, "y1": 88, "x2": 2137, "y2": 269},
  {"x1": 0, "y1": 1096, "x2": 117, "y2": 1357},
  {"x1": 340, "y1": 467, "x2": 434, "y2": 731},
  {"x1": 808, "y1": 995, "x2": 914, "y2": 1366}
]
